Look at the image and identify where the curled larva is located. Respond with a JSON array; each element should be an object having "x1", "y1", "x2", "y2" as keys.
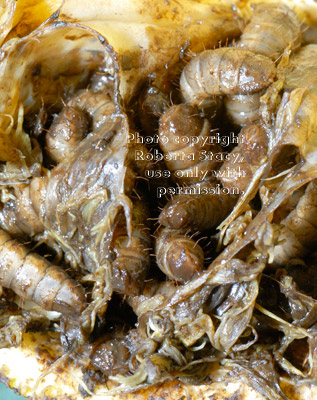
[
  {"x1": 155, "y1": 227, "x2": 204, "y2": 283},
  {"x1": 226, "y1": 3, "x2": 302, "y2": 127},
  {"x1": 46, "y1": 105, "x2": 89, "y2": 163},
  {"x1": 110, "y1": 199, "x2": 151, "y2": 296},
  {"x1": 46, "y1": 90, "x2": 116, "y2": 163},
  {"x1": 0, "y1": 176, "x2": 47, "y2": 237},
  {"x1": 159, "y1": 182, "x2": 237, "y2": 231},
  {"x1": 237, "y1": 3, "x2": 302, "y2": 60},
  {"x1": 70, "y1": 90, "x2": 117, "y2": 132},
  {"x1": 159, "y1": 104, "x2": 221, "y2": 184},
  {"x1": 273, "y1": 180, "x2": 317, "y2": 265},
  {"x1": 219, "y1": 123, "x2": 268, "y2": 192},
  {"x1": 180, "y1": 48, "x2": 276, "y2": 107},
  {"x1": 0, "y1": 229, "x2": 86, "y2": 315}
]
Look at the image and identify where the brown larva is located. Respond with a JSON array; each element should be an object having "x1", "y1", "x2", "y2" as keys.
[
  {"x1": 158, "y1": 104, "x2": 221, "y2": 184},
  {"x1": 137, "y1": 85, "x2": 171, "y2": 134},
  {"x1": 46, "y1": 90, "x2": 116, "y2": 163},
  {"x1": 46, "y1": 105, "x2": 89, "y2": 163},
  {"x1": 90, "y1": 334, "x2": 130, "y2": 377},
  {"x1": 110, "y1": 198, "x2": 151, "y2": 296},
  {"x1": 158, "y1": 182, "x2": 237, "y2": 232},
  {"x1": 155, "y1": 227, "x2": 204, "y2": 283},
  {"x1": 0, "y1": 229, "x2": 86, "y2": 315}
]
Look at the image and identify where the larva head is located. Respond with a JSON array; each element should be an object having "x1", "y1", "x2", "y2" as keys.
[
  {"x1": 45, "y1": 105, "x2": 90, "y2": 163},
  {"x1": 164, "y1": 236, "x2": 204, "y2": 282},
  {"x1": 159, "y1": 197, "x2": 193, "y2": 230},
  {"x1": 159, "y1": 104, "x2": 203, "y2": 152},
  {"x1": 111, "y1": 255, "x2": 148, "y2": 296}
]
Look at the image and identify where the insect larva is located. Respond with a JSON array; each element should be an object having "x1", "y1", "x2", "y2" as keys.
[
  {"x1": 71, "y1": 90, "x2": 117, "y2": 133},
  {"x1": 159, "y1": 183, "x2": 237, "y2": 231},
  {"x1": 273, "y1": 180, "x2": 317, "y2": 265},
  {"x1": 0, "y1": 229, "x2": 86, "y2": 315},
  {"x1": 0, "y1": 176, "x2": 47, "y2": 237},
  {"x1": 159, "y1": 104, "x2": 221, "y2": 184},
  {"x1": 46, "y1": 90, "x2": 116, "y2": 163},
  {"x1": 180, "y1": 48, "x2": 276, "y2": 107},
  {"x1": 219, "y1": 123, "x2": 268, "y2": 192},
  {"x1": 111, "y1": 199, "x2": 151, "y2": 296},
  {"x1": 46, "y1": 105, "x2": 89, "y2": 163},
  {"x1": 155, "y1": 227, "x2": 204, "y2": 283},
  {"x1": 225, "y1": 92, "x2": 262, "y2": 127},
  {"x1": 227, "y1": 3, "x2": 302, "y2": 127},
  {"x1": 237, "y1": 3, "x2": 302, "y2": 60}
]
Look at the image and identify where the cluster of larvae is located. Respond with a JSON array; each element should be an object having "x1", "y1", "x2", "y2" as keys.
[
  {"x1": 152, "y1": 3, "x2": 316, "y2": 284},
  {"x1": 0, "y1": 2, "x2": 317, "y2": 384}
]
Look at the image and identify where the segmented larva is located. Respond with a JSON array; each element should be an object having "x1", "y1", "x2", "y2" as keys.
[
  {"x1": 180, "y1": 47, "x2": 276, "y2": 107},
  {"x1": 159, "y1": 104, "x2": 221, "y2": 184},
  {"x1": 46, "y1": 90, "x2": 116, "y2": 163},
  {"x1": 225, "y1": 92, "x2": 262, "y2": 127},
  {"x1": 237, "y1": 3, "x2": 302, "y2": 60},
  {"x1": 227, "y1": 3, "x2": 302, "y2": 127},
  {"x1": 0, "y1": 176, "x2": 47, "y2": 237},
  {"x1": 46, "y1": 105, "x2": 89, "y2": 163},
  {"x1": 111, "y1": 199, "x2": 151, "y2": 296},
  {"x1": 219, "y1": 123, "x2": 268, "y2": 192},
  {"x1": 0, "y1": 229, "x2": 86, "y2": 315},
  {"x1": 273, "y1": 180, "x2": 317, "y2": 265},
  {"x1": 159, "y1": 182, "x2": 237, "y2": 232},
  {"x1": 155, "y1": 227, "x2": 204, "y2": 283}
]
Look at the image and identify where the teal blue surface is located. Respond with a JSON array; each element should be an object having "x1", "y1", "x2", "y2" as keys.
[{"x1": 0, "y1": 383, "x2": 26, "y2": 399}]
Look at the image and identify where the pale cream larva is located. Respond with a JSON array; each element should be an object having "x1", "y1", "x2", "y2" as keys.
[
  {"x1": 226, "y1": 3, "x2": 302, "y2": 126},
  {"x1": 180, "y1": 47, "x2": 276, "y2": 107}
]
